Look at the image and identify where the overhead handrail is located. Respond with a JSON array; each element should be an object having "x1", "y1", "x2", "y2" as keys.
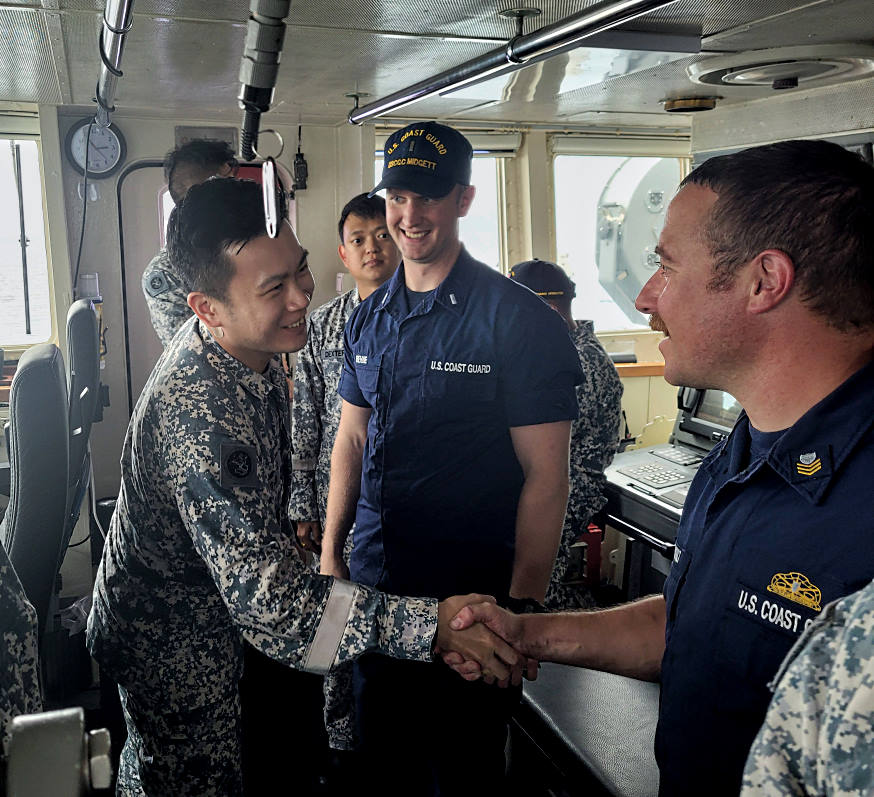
[
  {"x1": 349, "y1": 0, "x2": 684, "y2": 124},
  {"x1": 95, "y1": 0, "x2": 135, "y2": 127}
]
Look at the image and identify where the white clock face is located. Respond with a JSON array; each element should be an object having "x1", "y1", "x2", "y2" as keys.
[{"x1": 69, "y1": 122, "x2": 124, "y2": 176}]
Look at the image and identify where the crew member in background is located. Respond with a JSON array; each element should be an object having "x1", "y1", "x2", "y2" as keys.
[
  {"x1": 290, "y1": 192, "x2": 400, "y2": 757},
  {"x1": 320, "y1": 122, "x2": 582, "y2": 794},
  {"x1": 291, "y1": 193, "x2": 400, "y2": 554},
  {"x1": 447, "y1": 140, "x2": 874, "y2": 796},
  {"x1": 88, "y1": 177, "x2": 519, "y2": 796},
  {"x1": 141, "y1": 139, "x2": 236, "y2": 346},
  {"x1": 509, "y1": 259, "x2": 623, "y2": 610}
]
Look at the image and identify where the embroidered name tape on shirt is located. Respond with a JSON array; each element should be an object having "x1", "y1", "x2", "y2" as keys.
[
  {"x1": 429, "y1": 360, "x2": 491, "y2": 374},
  {"x1": 322, "y1": 349, "x2": 344, "y2": 360},
  {"x1": 736, "y1": 585, "x2": 814, "y2": 634},
  {"x1": 355, "y1": 355, "x2": 368, "y2": 364},
  {"x1": 733, "y1": 572, "x2": 824, "y2": 637}
]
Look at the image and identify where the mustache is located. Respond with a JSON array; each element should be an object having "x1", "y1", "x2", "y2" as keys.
[{"x1": 649, "y1": 313, "x2": 669, "y2": 335}]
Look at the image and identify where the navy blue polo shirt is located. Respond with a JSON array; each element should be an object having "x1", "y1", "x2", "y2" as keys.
[
  {"x1": 338, "y1": 248, "x2": 581, "y2": 601},
  {"x1": 657, "y1": 359, "x2": 874, "y2": 796}
]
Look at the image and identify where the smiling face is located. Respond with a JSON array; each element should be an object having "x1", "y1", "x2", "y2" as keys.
[
  {"x1": 385, "y1": 185, "x2": 475, "y2": 269},
  {"x1": 338, "y1": 212, "x2": 400, "y2": 296},
  {"x1": 207, "y1": 222, "x2": 314, "y2": 372},
  {"x1": 635, "y1": 183, "x2": 750, "y2": 389}
]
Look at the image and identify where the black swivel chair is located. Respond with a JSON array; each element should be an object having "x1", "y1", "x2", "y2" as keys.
[
  {"x1": 0, "y1": 343, "x2": 70, "y2": 640},
  {"x1": 65, "y1": 300, "x2": 101, "y2": 543}
]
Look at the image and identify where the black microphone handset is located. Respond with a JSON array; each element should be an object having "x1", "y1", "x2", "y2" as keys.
[{"x1": 238, "y1": 0, "x2": 291, "y2": 161}]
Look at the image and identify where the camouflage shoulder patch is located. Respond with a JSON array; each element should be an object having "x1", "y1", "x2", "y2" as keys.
[
  {"x1": 220, "y1": 442, "x2": 257, "y2": 487},
  {"x1": 144, "y1": 270, "x2": 174, "y2": 298}
]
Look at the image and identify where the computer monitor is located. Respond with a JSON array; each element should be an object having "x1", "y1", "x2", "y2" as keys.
[{"x1": 674, "y1": 388, "x2": 743, "y2": 451}]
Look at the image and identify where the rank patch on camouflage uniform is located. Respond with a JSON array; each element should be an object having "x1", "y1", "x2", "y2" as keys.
[
  {"x1": 220, "y1": 442, "x2": 257, "y2": 487},
  {"x1": 145, "y1": 270, "x2": 171, "y2": 298}
]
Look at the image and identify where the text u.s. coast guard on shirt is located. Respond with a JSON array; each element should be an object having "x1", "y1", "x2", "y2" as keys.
[{"x1": 429, "y1": 360, "x2": 491, "y2": 374}]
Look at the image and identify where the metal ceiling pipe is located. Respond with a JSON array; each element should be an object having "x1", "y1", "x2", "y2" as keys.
[
  {"x1": 238, "y1": 0, "x2": 292, "y2": 161},
  {"x1": 349, "y1": 0, "x2": 679, "y2": 124},
  {"x1": 95, "y1": 0, "x2": 135, "y2": 127}
]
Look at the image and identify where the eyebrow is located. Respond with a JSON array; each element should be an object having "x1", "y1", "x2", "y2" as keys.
[
  {"x1": 256, "y1": 249, "x2": 309, "y2": 290},
  {"x1": 347, "y1": 224, "x2": 387, "y2": 237}
]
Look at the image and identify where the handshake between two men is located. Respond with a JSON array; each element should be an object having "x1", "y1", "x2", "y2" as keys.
[{"x1": 435, "y1": 595, "x2": 538, "y2": 686}]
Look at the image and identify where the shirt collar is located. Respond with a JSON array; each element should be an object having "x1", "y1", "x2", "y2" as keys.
[
  {"x1": 704, "y1": 358, "x2": 874, "y2": 504},
  {"x1": 375, "y1": 246, "x2": 476, "y2": 320},
  {"x1": 196, "y1": 320, "x2": 285, "y2": 402}
]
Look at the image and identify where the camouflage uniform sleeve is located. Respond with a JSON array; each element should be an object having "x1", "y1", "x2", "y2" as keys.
[
  {"x1": 741, "y1": 584, "x2": 874, "y2": 797},
  {"x1": 167, "y1": 421, "x2": 436, "y2": 674},
  {"x1": 142, "y1": 250, "x2": 193, "y2": 347},
  {"x1": 572, "y1": 325, "x2": 623, "y2": 473},
  {"x1": 290, "y1": 313, "x2": 323, "y2": 522},
  {"x1": 0, "y1": 547, "x2": 42, "y2": 761}
]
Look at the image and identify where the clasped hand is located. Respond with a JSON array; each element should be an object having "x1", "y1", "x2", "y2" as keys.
[{"x1": 436, "y1": 595, "x2": 538, "y2": 686}]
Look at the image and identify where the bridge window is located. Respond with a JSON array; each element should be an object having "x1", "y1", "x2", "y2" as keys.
[
  {"x1": 552, "y1": 142, "x2": 688, "y2": 332},
  {"x1": 0, "y1": 137, "x2": 52, "y2": 346}
]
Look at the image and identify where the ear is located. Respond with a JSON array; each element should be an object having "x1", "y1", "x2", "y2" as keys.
[
  {"x1": 338, "y1": 242, "x2": 350, "y2": 269},
  {"x1": 457, "y1": 185, "x2": 476, "y2": 218},
  {"x1": 747, "y1": 249, "x2": 795, "y2": 315},
  {"x1": 187, "y1": 291, "x2": 225, "y2": 327}
]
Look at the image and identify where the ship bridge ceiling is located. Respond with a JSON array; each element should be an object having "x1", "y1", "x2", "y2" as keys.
[{"x1": 0, "y1": 0, "x2": 872, "y2": 130}]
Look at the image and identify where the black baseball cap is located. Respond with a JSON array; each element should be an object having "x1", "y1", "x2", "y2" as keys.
[
  {"x1": 369, "y1": 121, "x2": 473, "y2": 199},
  {"x1": 508, "y1": 259, "x2": 576, "y2": 299}
]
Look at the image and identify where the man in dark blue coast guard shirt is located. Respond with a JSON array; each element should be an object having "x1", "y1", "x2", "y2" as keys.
[
  {"x1": 446, "y1": 140, "x2": 874, "y2": 796},
  {"x1": 320, "y1": 121, "x2": 581, "y2": 794}
]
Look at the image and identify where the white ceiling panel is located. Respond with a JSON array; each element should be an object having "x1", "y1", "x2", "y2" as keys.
[{"x1": 0, "y1": 0, "x2": 870, "y2": 130}]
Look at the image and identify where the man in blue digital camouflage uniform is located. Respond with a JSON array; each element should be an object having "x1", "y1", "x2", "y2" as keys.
[
  {"x1": 141, "y1": 139, "x2": 236, "y2": 347},
  {"x1": 742, "y1": 576, "x2": 874, "y2": 796},
  {"x1": 509, "y1": 259, "x2": 623, "y2": 610},
  {"x1": 87, "y1": 177, "x2": 520, "y2": 796},
  {"x1": 447, "y1": 139, "x2": 874, "y2": 796},
  {"x1": 320, "y1": 122, "x2": 582, "y2": 795}
]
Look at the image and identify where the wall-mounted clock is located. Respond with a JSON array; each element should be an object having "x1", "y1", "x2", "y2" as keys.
[{"x1": 64, "y1": 118, "x2": 127, "y2": 178}]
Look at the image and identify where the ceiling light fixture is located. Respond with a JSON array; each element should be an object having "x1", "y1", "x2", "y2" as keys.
[{"x1": 348, "y1": 0, "x2": 688, "y2": 124}]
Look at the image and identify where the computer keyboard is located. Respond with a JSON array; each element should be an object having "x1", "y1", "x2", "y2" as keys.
[
  {"x1": 651, "y1": 446, "x2": 703, "y2": 466},
  {"x1": 616, "y1": 462, "x2": 692, "y2": 488}
]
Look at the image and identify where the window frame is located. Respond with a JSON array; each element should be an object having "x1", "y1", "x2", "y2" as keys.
[
  {"x1": 0, "y1": 110, "x2": 59, "y2": 356},
  {"x1": 548, "y1": 135, "x2": 691, "y2": 333}
]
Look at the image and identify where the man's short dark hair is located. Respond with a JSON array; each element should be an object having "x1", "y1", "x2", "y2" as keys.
[
  {"x1": 683, "y1": 139, "x2": 874, "y2": 331},
  {"x1": 167, "y1": 178, "x2": 279, "y2": 303},
  {"x1": 164, "y1": 139, "x2": 237, "y2": 203},
  {"x1": 338, "y1": 193, "x2": 387, "y2": 241}
]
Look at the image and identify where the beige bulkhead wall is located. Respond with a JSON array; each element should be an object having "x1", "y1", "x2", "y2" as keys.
[
  {"x1": 50, "y1": 113, "x2": 374, "y2": 505},
  {"x1": 46, "y1": 113, "x2": 373, "y2": 598}
]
